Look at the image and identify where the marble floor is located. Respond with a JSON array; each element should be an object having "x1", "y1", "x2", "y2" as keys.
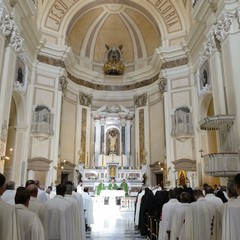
[{"x1": 86, "y1": 197, "x2": 147, "y2": 239}]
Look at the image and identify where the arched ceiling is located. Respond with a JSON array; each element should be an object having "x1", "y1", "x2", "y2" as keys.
[
  {"x1": 66, "y1": 4, "x2": 160, "y2": 73},
  {"x1": 38, "y1": 0, "x2": 192, "y2": 83}
]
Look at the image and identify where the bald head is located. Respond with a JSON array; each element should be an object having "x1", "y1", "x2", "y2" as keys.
[{"x1": 26, "y1": 184, "x2": 38, "y2": 197}]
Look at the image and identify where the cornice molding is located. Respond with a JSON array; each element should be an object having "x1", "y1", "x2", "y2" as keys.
[
  {"x1": 161, "y1": 57, "x2": 188, "y2": 69},
  {"x1": 37, "y1": 54, "x2": 65, "y2": 68},
  {"x1": 67, "y1": 72, "x2": 159, "y2": 91},
  {"x1": 37, "y1": 51, "x2": 189, "y2": 91}
]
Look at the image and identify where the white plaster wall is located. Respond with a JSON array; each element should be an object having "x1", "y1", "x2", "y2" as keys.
[
  {"x1": 149, "y1": 94, "x2": 165, "y2": 164},
  {"x1": 60, "y1": 96, "x2": 78, "y2": 162}
]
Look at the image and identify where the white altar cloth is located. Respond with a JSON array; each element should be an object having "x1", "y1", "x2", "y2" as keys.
[{"x1": 100, "y1": 190, "x2": 125, "y2": 197}]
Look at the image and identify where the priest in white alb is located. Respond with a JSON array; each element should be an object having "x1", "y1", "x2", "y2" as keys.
[
  {"x1": 64, "y1": 182, "x2": 85, "y2": 240},
  {"x1": 204, "y1": 186, "x2": 223, "y2": 206},
  {"x1": 170, "y1": 192, "x2": 191, "y2": 240},
  {"x1": 26, "y1": 184, "x2": 48, "y2": 240},
  {"x1": 183, "y1": 189, "x2": 217, "y2": 240},
  {"x1": 0, "y1": 173, "x2": 19, "y2": 240},
  {"x1": 73, "y1": 187, "x2": 86, "y2": 239},
  {"x1": 215, "y1": 180, "x2": 237, "y2": 240},
  {"x1": 1, "y1": 180, "x2": 16, "y2": 205},
  {"x1": 221, "y1": 173, "x2": 240, "y2": 240},
  {"x1": 15, "y1": 187, "x2": 45, "y2": 240},
  {"x1": 46, "y1": 184, "x2": 74, "y2": 240},
  {"x1": 158, "y1": 189, "x2": 181, "y2": 240},
  {"x1": 81, "y1": 187, "x2": 94, "y2": 229}
]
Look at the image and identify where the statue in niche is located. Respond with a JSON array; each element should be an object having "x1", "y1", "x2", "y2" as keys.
[
  {"x1": 108, "y1": 129, "x2": 118, "y2": 154},
  {"x1": 17, "y1": 67, "x2": 23, "y2": 83},
  {"x1": 202, "y1": 69, "x2": 208, "y2": 87}
]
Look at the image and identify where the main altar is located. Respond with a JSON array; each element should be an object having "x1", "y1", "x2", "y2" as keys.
[
  {"x1": 77, "y1": 161, "x2": 146, "y2": 197},
  {"x1": 74, "y1": 102, "x2": 148, "y2": 196}
]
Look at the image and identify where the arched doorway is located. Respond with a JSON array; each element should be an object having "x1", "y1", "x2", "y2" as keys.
[{"x1": 4, "y1": 91, "x2": 28, "y2": 185}]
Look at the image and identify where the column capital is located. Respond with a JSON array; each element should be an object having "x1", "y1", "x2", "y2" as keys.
[{"x1": 158, "y1": 77, "x2": 167, "y2": 94}]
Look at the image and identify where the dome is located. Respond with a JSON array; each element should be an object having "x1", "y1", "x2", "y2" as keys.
[{"x1": 66, "y1": 3, "x2": 161, "y2": 75}]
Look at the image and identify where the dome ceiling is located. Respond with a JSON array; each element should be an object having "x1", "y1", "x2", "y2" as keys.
[
  {"x1": 66, "y1": 3, "x2": 161, "y2": 73},
  {"x1": 39, "y1": 0, "x2": 191, "y2": 84}
]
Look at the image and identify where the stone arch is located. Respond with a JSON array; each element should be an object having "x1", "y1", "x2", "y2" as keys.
[
  {"x1": 39, "y1": 0, "x2": 188, "y2": 47},
  {"x1": 12, "y1": 90, "x2": 26, "y2": 124},
  {"x1": 4, "y1": 91, "x2": 26, "y2": 181}
]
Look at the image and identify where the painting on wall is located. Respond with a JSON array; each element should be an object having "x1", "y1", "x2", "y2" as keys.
[{"x1": 178, "y1": 170, "x2": 186, "y2": 186}]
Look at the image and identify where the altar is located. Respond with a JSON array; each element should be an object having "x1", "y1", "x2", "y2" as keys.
[
  {"x1": 100, "y1": 190, "x2": 125, "y2": 197},
  {"x1": 100, "y1": 189, "x2": 125, "y2": 205}
]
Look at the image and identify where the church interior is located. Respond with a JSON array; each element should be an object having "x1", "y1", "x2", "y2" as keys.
[
  {"x1": 0, "y1": 0, "x2": 240, "y2": 196},
  {"x1": 1, "y1": 1, "x2": 240, "y2": 239}
]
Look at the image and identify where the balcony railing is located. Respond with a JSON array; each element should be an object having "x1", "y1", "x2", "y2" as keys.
[{"x1": 204, "y1": 152, "x2": 240, "y2": 176}]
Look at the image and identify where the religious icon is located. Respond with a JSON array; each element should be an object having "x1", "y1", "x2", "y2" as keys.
[
  {"x1": 14, "y1": 54, "x2": 28, "y2": 93},
  {"x1": 178, "y1": 170, "x2": 186, "y2": 186},
  {"x1": 200, "y1": 60, "x2": 210, "y2": 89},
  {"x1": 15, "y1": 56, "x2": 25, "y2": 84},
  {"x1": 202, "y1": 69, "x2": 208, "y2": 87}
]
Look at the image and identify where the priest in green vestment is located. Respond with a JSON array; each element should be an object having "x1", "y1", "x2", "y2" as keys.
[
  {"x1": 120, "y1": 179, "x2": 129, "y2": 196},
  {"x1": 108, "y1": 178, "x2": 118, "y2": 190},
  {"x1": 96, "y1": 180, "x2": 106, "y2": 195}
]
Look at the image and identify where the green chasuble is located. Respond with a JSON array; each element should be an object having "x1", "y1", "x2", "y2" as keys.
[
  {"x1": 120, "y1": 182, "x2": 129, "y2": 196},
  {"x1": 96, "y1": 183, "x2": 106, "y2": 195},
  {"x1": 108, "y1": 182, "x2": 118, "y2": 190}
]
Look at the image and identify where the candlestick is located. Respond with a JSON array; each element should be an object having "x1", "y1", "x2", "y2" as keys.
[{"x1": 102, "y1": 153, "x2": 103, "y2": 167}]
